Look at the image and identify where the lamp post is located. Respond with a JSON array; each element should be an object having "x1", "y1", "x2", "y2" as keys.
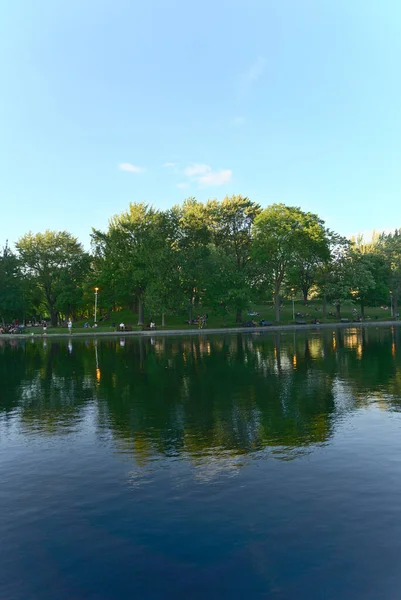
[
  {"x1": 94, "y1": 287, "x2": 99, "y2": 324},
  {"x1": 291, "y1": 288, "x2": 295, "y2": 321},
  {"x1": 390, "y1": 290, "x2": 393, "y2": 318}
]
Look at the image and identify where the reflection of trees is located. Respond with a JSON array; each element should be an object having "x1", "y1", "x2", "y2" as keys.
[
  {"x1": 0, "y1": 339, "x2": 95, "y2": 433},
  {"x1": 95, "y1": 333, "x2": 336, "y2": 463},
  {"x1": 2, "y1": 327, "x2": 401, "y2": 466}
]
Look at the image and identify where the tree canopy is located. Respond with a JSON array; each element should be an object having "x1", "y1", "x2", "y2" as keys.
[{"x1": 2, "y1": 197, "x2": 399, "y2": 326}]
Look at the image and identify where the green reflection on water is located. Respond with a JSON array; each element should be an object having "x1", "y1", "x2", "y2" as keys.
[{"x1": 1, "y1": 327, "x2": 401, "y2": 462}]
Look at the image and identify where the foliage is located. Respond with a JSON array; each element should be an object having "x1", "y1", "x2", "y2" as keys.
[
  {"x1": 207, "y1": 195, "x2": 261, "y2": 321},
  {"x1": 252, "y1": 204, "x2": 330, "y2": 321},
  {"x1": 16, "y1": 231, "x2": 90, "y2": 325},
  {"x1": 0, "y1": 243, "x2": 26, "y2": 323},
  {"x1": 3, "y1": 201, "x2": 400, "y2": 328}
]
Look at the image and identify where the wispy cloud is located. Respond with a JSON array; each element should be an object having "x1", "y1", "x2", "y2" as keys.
[
  {"x1": 198, "y1": 169, "x2": 232, "y2": 187},
  {"x1": 183, "y1": 163, "x2": 232, "y2": 188},
  {"x1": 239, "y1": 56, "x2": 266, "y2": 100},
  {"x1": 246, "y1": 56, "x2": 266, "y2": 83},
  {"x1": 163, "y1": 161, "x2": 177, "y2": 168},
  {"x1": 119, "y1": 163, "x2": 145, "y2": 173},
  {"x1": 176, "y1": 182, "x2": 189, "y2": 189},
  {"x1": 184, "y1": 164, "x2": 211, "y2": 177}
]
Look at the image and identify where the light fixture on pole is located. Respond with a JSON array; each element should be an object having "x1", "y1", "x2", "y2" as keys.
[
  {"x1": 291, "y1": 288, "x2": 295, "y2": 320},
  {"x1": 390, "y1": 290, "x2": 393, "y2": 317},
  {"x1": 94, "y1": 287, "x2": 99, "y2": 324}
]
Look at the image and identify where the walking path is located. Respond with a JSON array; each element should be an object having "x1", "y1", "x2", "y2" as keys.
[{"x1": 1, "y1": 320, "x2": 400, "y2": 340}]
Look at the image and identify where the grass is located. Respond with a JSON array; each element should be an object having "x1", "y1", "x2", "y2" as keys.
[{"x1": 23, "y1": 299, "x2": 395, "y2": 335}]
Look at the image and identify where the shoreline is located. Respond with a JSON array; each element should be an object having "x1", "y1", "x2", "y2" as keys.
[{"x1": 2, "y1": 319, "x2": 400, "y2": 340}]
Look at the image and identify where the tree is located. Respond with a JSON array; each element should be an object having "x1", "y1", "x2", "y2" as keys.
[
  {"x1": 144, "y1": 209, "x2": 183, "y2": 326},
  {"x1": 17, "y1": 231, "x2": 90, "y2": 326},
  {"x1": 203, "y1": 246, "x2": 251, "y2": 325},
  {"x1": 379, "y1": 230, "x2": 401, "y2": 316},
  {"x1": 0, "y1": 242, "x2": 26, "y2": 324},
  {"x1": 350, "y1": 250, "x2": 388, "y2": 317},
  {"x1": 252, "y1": 204, "x2": 330, "y2": 322},
  {"x1": 207, "y1": 195, "x2": 261, "y2": 322},
  {"x1": 172, "y1": 199, "x2": 211, "y2": 323},
  {"x1": 92, "y1": 203, "x2": 165, "y2": 325},
  {"x1": 321, "y1": 245, "x2": 375, "y2": 319}
]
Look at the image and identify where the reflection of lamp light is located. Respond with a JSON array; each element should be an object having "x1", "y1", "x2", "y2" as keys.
[
  {"x1": 94, "y1": 340, "x2": 100, "y2": 381},
  {"x1": 292, "y1": 354, "x2": 297, "y2": 367}
]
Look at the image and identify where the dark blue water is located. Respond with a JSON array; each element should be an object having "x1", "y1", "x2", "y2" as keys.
[{"x1": 1, "y1": 328, "x2": 401, "y2": 599}]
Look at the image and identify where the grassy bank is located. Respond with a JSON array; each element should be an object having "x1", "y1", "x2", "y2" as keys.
[{"x1": 22, "y1": 300, "x2": 395, "y2": 336}]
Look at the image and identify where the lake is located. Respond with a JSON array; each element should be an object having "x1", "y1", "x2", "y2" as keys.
[{"x1": 1, "y1": 328, "x2": 401, "y2": 599}]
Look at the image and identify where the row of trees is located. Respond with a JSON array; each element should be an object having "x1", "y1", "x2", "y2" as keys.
[{"x1": 1, "y1": 196, "x2": 400, "y2": 326}]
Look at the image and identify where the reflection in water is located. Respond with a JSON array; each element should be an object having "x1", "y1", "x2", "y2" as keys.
[
  {"x1": 1, "y1": 327, "x2": 401, "y2": 468},
  {"x1": 2, "y1": 328, "x2": 401, "y2": 600}
]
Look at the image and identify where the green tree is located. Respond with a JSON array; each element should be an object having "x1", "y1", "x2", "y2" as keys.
[
  {"x1": 252, "y1": 204, "x2": 329, "y2": 322},
  {"x1": 322, "y1": 245, "x2": 375, "y2": 319},
  {"x1": 172, "y1": 199, "x2": 211, "y2": 323},
  {"x1": 92, "y1": 203, "x2": 165, "y2": 325},
  {"x1": 144, "y1": 209, "x2": 183, "y2": 326},
  {"x1": 0, "y1": 242, "x2": 26, "y2": 324},
  {"x1": 350, "y1": 250, "x2": 388, "y2": 317},
  {"x1": 379, "y1": 230, "x2": 401, "y2": 316},
  {"x1": 17, "y1": 231, "x2": 90, "y2": 326},
  {"x1": 207, "y1": 195, "x2": 261, "y2": 322}
]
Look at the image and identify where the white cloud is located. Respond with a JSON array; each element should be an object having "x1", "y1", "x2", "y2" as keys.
[
  {"x1": 198, "y1": 169, "x2": 232, "y2": 187},
  {"x1": 119, "y1": 163, "x2": 145, "y2": 173},
  {"x1": 176, "y1": 182, "x2": 189, "y2": 189},
  {"x1": 182, "y1": 163, "x2": 232, "y2": 187},
  {"x1": 246, "y1": 56, "x2": 266, "y2": 83},
  {"x1": 183, "y1": 163, "x2": 211, "y2": 177},
  {"x1": 163, "y1": 161, "x2": 176, "y2": 168},
  {"x1": 239, "y1": 56, "x2": 266, "y2": 99}
]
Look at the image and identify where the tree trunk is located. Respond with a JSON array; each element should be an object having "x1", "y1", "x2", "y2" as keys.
[
  {"x1": 336, "y1": 303, "x2": 341, "y2": 319},
  {"x1": 323, "y1": 295, "x2": 327, "y2": 319},
  {"x1": 50, "y1": 308, "x2": 57, "y2": 327},
  {"x1": 274, "y1": 285, "x2": 281, "y2": 322},
  {"x1": 303, "y1": 290, "x2": 308, "y2": 303},
  {"x1": 137, "y1": 295, "x2": 144, "y2": 325},
  {"x1": 162, "y1": 312, "x2": 165, "y2": 327},
  {"x1": 189, "y1": 301, "x2": 193, "y2": 325},
  {"x1": 235, "y1": 309, "x2": 242, "y2": 323},
  {"x1": 360, "y1": 299, "x2": 365, "y2": 319},
  {"x1": 394, "y1": 297, "x2": 398, "y2": 319}
]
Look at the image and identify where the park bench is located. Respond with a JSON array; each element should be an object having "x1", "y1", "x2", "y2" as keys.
[
  {"x1": 295, "y1": 320, "x2": 307, "y2": 325},
  {"x1": 340, "y1": 318, "x2": 350, "y2": 323},
  {"x1": 116, "y1": 324, "x2": 133, "y2": 332}
]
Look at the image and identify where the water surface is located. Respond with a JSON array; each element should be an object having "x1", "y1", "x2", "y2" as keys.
[{"x1": 1, "y1": 328, "x2": 401, "y2": 599}]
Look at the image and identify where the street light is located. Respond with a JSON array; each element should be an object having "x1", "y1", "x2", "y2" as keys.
[
  {"x1": 291, "y1": 288, "x2": 295, "y2": 320},
  {"x1": 390, "y1": 290, "x2": 393, "y2": 317},
  {"x1": 94, "y1": 287, "x2": 99, "y2": 324}
]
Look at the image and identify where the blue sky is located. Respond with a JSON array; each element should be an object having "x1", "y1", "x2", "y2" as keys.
[{"x1": 1, "y1": 0, "x2": 401, "y2": 248}]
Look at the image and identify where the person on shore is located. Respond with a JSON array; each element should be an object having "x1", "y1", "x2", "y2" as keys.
[
  {"x1": 150, "y1": 321, "x2": 155, "y2": 329},
  {"x1": 119, "y1": 322, "x2": 125, "y2": 331},
  {"x1": 68, "y1": 319, "x2": 72, "y2": 333},
  {"x1": 43, "y1": 322, "x2": 47, "y2": 335}
]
